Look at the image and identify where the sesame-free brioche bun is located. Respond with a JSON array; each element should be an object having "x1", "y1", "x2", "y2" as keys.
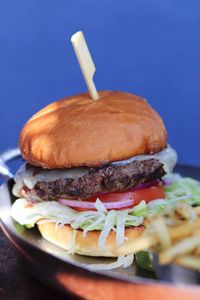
[
  {"x1": 19, "y1": 91, "x2": 167, "y2": 168},
  {"x1": 37, "y1": 222, "x2": 144, "y2": 257}
]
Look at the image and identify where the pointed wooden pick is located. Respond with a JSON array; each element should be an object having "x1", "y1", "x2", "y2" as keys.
[{"x1": 71, "y1": 31, "x2": 99, "y2": 101}]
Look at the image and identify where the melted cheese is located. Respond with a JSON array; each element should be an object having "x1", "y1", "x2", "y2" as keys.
[
  {"x1": 13, "y1": 164, "x2": 89, "y2": 195},
  {"x1": 13, "y1": 145, "x2": 177, "y2": 196},
  {"x1": 111, "y1": 145, "x2": 177, "y2": 173}
]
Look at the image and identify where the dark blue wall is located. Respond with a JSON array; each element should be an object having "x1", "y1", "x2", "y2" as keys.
[{"x1": 1, "y1": 0, "x2": 200, "y2": 166}]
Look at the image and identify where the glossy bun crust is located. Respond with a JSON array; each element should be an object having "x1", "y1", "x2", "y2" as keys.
[
  {"x1": 37, "y1": 222, "x2": 144, "y2": 257},
  {"x1": 19, "y1": 91, "x2": 167, "y2": 168}
]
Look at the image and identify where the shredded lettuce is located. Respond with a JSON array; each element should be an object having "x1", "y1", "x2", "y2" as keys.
[
  {"x1": 87, "y1": 254, "x2": 134, "y2": 270},
  {"x1": 83, "y1": 215, "x2": 105, "y2": 237},
  {"x1": 98, "y1": 210, "x2": 117, "y2": 248},
  {"x1": 129, "y1": 200, "x2": 147, "y2": 216},
  {"x1": 11, "y1": 199, "x2": 144, "y2": 230},
  {"x1": 116, "y1": 210, "x2": 128, "y2": 245},
  {"x1": 11, "y1": 173, "x2": 200, "y2": 248},
  {"x1": 164, "y1": 173, "x2": 200, "y2": 205}
]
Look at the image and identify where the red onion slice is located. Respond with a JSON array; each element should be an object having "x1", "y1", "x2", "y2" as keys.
[
  {"x1": 162, "y1": 179, "x2": 173, "y2": 186},
  {"x1": 58, "y1": 198, "x2": 134, "y2": 210},
  {"x1": 133, "y1": 178, "x2": 172, "y2": 190},
  {"x1": 122, "y1": 179, "x2": 163, "y2": 192}
]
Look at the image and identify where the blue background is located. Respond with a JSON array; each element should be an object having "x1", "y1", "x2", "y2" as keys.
[{"x1": 0, "y1": 0, "x2": 200, "y2": 166}]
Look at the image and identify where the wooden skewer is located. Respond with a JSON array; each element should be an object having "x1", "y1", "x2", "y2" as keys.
[{"x1": 71, "y1": 31, "x2": 99, "y2": 101}]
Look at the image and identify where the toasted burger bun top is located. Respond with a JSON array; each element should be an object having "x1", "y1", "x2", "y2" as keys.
[{"x1": 19, "y1": 91, "x2": 167, "y2": 168}]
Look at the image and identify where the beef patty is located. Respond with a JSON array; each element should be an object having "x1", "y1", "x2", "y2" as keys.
[{"x1": 22, "y1": 159, "x2": 165, "y2": 202}]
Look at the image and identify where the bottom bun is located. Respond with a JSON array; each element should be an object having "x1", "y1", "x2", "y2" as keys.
[{"x1": 37, "y1": 222, "x2": 144, "y2": 257}]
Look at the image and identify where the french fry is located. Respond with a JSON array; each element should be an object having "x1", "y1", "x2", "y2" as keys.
[
  {"x1": 175, "y1": 203, "x2": 197, "y2": 220},
  {"x1": 120, "y1": 203, "x2": 200, "y2": 271},
  {"x1": 151, "y1": 217, "x2": 171, "y2": 249},
  {"x1": 194, "y1": 246, "x2": 200, "y2": 255},
  {"x1": 159, "y1": 234, "x2": 200, "y2": 264},
  {"x1": 170, "y1": 219, "x2": 200, "y2": 240},
  {"x1": 118, "y1": 234, "x2": 158, "y2": 255},
  {"x1": 175, "y1": 255, "x2": 200, "y2": 271},
  {"x1": 193, "y1": 228, "x2": 200, "y2": 235},
  {"x1": 120, "y1": 219, "x2": 200, "y2": 256},
  {"x1": 165, "y1": 217, "x2": 182, "y2": 226},
  {"x1": 194, "y1": 206, "x2": 200, "y2": 215}
]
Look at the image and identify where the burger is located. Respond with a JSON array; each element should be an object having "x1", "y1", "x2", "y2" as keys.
[{"x1": 11, "y1": 91, "x2": 177, "y2": 258}]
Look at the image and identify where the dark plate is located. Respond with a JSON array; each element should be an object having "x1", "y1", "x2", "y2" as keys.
[{"x1": 0, "y1": 159, "x2": 200, "y2": 299}]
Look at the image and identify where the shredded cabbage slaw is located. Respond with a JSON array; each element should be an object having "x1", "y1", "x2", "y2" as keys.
[{"x1": 11, "y1": 174, "x2": 200, "y2": 243}]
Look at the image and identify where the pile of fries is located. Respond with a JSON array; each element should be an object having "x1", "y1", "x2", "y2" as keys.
[{"x1": 120, "y1": 203, "x2": 200, "y2": 271}]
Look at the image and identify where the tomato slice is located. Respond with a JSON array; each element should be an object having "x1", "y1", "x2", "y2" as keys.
[{"x1": 75, "y1": 186, "x2": 165, "y2": 211}]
